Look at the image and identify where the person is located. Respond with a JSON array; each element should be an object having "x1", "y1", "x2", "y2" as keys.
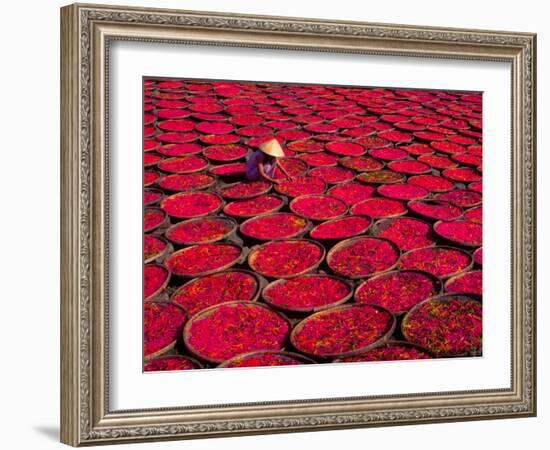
[{"x1": 245, "y1": 138, "x2": 285, "y2": 181}]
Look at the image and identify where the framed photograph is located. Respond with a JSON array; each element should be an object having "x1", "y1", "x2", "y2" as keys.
[{"x1": 60, "y1": 3, "x2": 536, "y2": 446}]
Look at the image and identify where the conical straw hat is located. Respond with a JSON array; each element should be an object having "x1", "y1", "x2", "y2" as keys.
[{"x1": 258, "y1": 138, "x2": 285, "y2": 158}]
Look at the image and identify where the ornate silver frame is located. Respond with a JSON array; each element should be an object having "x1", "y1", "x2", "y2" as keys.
[{"x1": 60, "y1": 3, "x2": 536, "y2": 446}]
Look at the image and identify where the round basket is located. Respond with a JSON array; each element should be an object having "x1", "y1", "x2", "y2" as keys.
[
  {"x1": 166, "y1": 242, "x2": 245, "y2": 278},
  {"x1": 157, "y1": 155, "x2": 210, "y2": 174},
  {"x1": 144, "y1": 235, "x2": 170, "y2": 264},
  {"x1": 156, "y1": 173, "x2": 216, "y2": 192},
  {"x1": 398, "y1": 245, "x2": 474, "y2": 279},
  {"x1": 326, "y1": 236, "x2": 400, "y2": 279},
  {"x1": 219, "y1": 180, "x2": 272, "y2": 200},
  {"x1": 144, "y1": 207, "x2": 168, "y2": 233},
  {"x1": 239, "y1": 213, "x2": 311, "y2": 241},
  {"x1": 376, "y1": 183, "x2": 430, "y2": 201},
  {"x1": 144, "y1": 188, "x2": 164, "y2": 207},
  {"x1": 202, "y1": 144, "x2": 249, "y2": 163},
  {"x1": 262, "y1": 273, "x2": 354, "y2": 313},
  {"x1": 160, "y1": 191, "x2": 224, "y2": 220},
  {"x1": 339, "y1": 155, "x2": 385, "y2": 172},
  {"x1": 356, "y1": 170, "x2": 406, "y2": 185},
  {"x1": 274, "y1": 175, "x2": 327, "y2": 198},
  {"x1": 289, "y1": 194, "x2": 348, "y2": 222},
  {"x1": 433, "y1": 220, "x2": 482, "y2": 248},
  {"x1": 290, "y1": 304, "x2": 396, "y2": 359},
  {"x1": 354, "y1": 269, "x2": 443, "y2": 315},
  {"x1": 223, "y1": 194, "x2": 286, "y2": 220},
  {"x1": 370, "y1": 217, "x2": 436, "y2": 252},
  {"x1": 401, "y1": 293, "x2": 482, "y2": 358},
  {"x1": 143, "y1": 152, "x2": 162, "y2": 167},
  {"x1": 309, "y1": 215, "x2": 372, "y2": 242},
  {"x1": 208, "y1": 162, "x2": 247, "y2": 178},
  {"x1": 165, "y1": 216, "x2": 237, "y2": 246},
  {"x1": 144, "y1": 301, "x2": 187, "y2": 361},
  {"x1": 327, "y1": 182, "x2": 377, "y2": 206},
  {"x1": 407, "y1": 199, "x2": 463, "y2": 222},
  {"x1": 144, "y1": 170, "x2": 161, "y2": 187},
  {"x1": 247, "y1": 239, "x2": 326, "y2": 279},
  {"x1": 444, "y1": 270, "x2": 482, "y2": 297},
  {"x1": 308, "y1": 166, "x2": 356, "y2": 185},
  {"x1": 350, "y1": 197, "x2": 408, "y2": 219},
  {"x1": 434, "y1": 189, "x2": 482, "y2": 208},
  {"x1": 171, "y1": 269, "x2": 266, "y2": 317},
  {"x1": 183, "y1": 301, "x2": 291, "y2": 364},
  {"x1": 144, "y1": 264, "x2": 171, "y2": 301}
]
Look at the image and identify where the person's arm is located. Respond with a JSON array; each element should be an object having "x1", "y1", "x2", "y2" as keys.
[
  {"x1": 275, "y1": 159, "x2": 293, "y2": 180},
  {"x1": 258, "y1": 160, "x2": 269, "y2": 179}
]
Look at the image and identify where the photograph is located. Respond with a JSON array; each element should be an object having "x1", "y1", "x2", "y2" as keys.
[
  {"x1": 142, "y1": 78, "x2": 483, "y2": 371},
  {"x1": 58, "y1": 3, "x2": 536, "y2": 445}
]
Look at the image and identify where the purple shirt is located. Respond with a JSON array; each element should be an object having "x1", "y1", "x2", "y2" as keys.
[{"x1": 246, "y1": 150, "x2": 276, "y2": 180}]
